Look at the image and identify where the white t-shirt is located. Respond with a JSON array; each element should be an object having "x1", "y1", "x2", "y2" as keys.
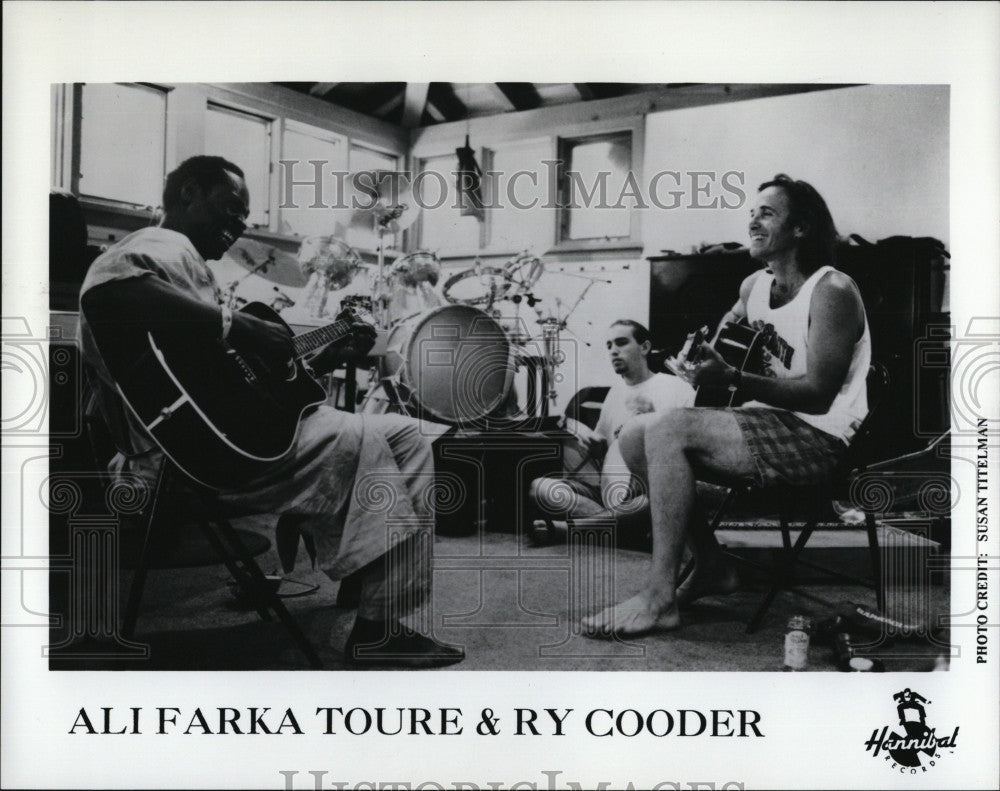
[
  {"x1": 595, "y1": 372, "x2": 695, "y2": 442},
  {"x1": 596, "y1": 373, "x2": 695, "y2": 510}
]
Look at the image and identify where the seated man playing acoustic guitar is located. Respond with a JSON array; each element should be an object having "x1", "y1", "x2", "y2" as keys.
[
  {"x1": 529, "y1": 319, "x2": 694, "y2": 537},
  {"x1": 80, "y1": 155, "x2": 463, "y2": 668},
  {"x1": 582, "y1": 174, "x2": 872, "y2": 636}
]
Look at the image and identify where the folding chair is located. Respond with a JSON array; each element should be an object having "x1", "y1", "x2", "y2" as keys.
[
  {"x1": 83, "y1": 374, "x2": 323, "y2": 668},
  {"x1": 705, "y1": 363, "x2": 892, "y2": 633},
  {"x1": 119, "y1": 460, "x2": 323, "y2": 668}
]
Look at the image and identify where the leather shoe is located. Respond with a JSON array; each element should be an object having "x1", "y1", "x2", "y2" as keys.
[{"x1": 344, "y1": 618, "x2": 465, "y2": 669}]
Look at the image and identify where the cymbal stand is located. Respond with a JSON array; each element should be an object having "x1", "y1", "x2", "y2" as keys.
[
  {"x1": 371, "y1": 208, "x2": 405, "y2": 329},
  {"x1": 533, "y1": 272, "x2": 611, "y2": 403}
]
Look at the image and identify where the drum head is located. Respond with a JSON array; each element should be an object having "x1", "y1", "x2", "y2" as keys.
[{"x1": 391, "y1": 304, "x2": 513, "y2": 424}]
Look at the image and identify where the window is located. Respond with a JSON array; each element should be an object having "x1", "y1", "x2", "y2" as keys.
[
  {"x1": 487, "y1": 139, "x2": 554, "y2": 253},
  {"x1": 78, "y1": 83, "x2": 167, "y2": 208},
  {"x1": 205, "y1": 103, "x2": 272, "y2": 227},
  {"x1": 416, "y1": 153, "x2": 482, "y2": 254},
  {"x1": 558, "y1": 131, "x2": 633, "y2": 242},
  {"x1": 279, "y1": 120, "x2": 348, "y2": 239},
  {"x1": 347, "y1": 144, "x2": 401, "y2": 250}
]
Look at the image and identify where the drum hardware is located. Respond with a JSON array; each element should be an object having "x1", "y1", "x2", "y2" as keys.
[
  {"x1": 442, "y1": 260, "x2": 511, "y2": 310},
  {"x1": 221, "y1": 240, "x2": 308, "y2": 310},
  {"x1": 345, "y1": 174, "x2": 422, "y2": 330},
  {"x1": 268, "y1": 287, "x2": 295, "y2": 313},
  {"x1": 224, "y1": 239, "x2": 309, "y2": 288},
  {"x1": 527, "y1": 272, "x2": 611, "y2": 403},
  {"x1": 503, "y1": 251, "x2": 546, "y2": 293},
  {"x1": 297, "y1": 235, "x2": 364, "y2": 319},
  {"x1": 375, "y1": 304, "x2": 514, "y2": 425},
  {"x1": 384, "y1": 250, "x2": 445, "y2": 326},
  {"x1": 223, "y1": 289, "x2": 249, "y2": 310},
  {"x1": 441, "y1": 251, "x2": 547, "y2": 315}
]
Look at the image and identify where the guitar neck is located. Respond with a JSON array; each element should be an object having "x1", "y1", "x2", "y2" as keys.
[{"x1": 292, "y1": 320, "x2": 352, "y2": 359}]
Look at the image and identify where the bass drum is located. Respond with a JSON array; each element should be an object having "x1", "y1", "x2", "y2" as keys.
[{"x1": 380, "y1": 304, "x2": 514, "y2": 425}]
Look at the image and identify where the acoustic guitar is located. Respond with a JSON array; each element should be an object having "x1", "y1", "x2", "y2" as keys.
[
  {"x1": 108, "y1": 302, "x2": 373, "y2": 490},
  {"x1": 665, "y1": 320, "x2": 774, "y2": 407}
]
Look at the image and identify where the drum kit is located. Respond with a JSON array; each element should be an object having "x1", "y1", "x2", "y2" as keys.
[{"x1": 222, "y1": 174, "x2": 606, "y2": 427}]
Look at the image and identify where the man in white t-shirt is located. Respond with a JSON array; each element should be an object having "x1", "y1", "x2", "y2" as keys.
[{"x1": 529, "y1": 319, "x2": 694, "y2": 529}]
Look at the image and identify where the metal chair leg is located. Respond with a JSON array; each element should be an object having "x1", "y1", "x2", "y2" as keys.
[
  {"x1": 196, "y1": 516, "x2": 272, "y2": 622},
  {"x1": 865, "y1": 510, "x2": 885, "y2": 611},
  {"x1": 121, "y1": 462, "x2": 171, "y2": 638},
  {"x1": 747, "y1": 522, "x2": 816, "y2": 634},
  {"x1": 211, "y1": 515, "x2": 323, "y2": 669}
]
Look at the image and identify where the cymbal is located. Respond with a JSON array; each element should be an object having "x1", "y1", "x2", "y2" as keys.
[
  {"x1": 344, "y1": 171, "x2": 421, "y2": 235},
  {"x1": 222, "y1": 238, "x2": 307, "y2": 288}
]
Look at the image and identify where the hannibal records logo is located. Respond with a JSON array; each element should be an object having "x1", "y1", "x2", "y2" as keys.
[{"x1": 864, "y1": 689, "x2": 959, "y2": 774}]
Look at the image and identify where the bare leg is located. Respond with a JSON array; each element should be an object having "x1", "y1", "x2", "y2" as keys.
[{"x1": 582, "y1": 408, "x2": 755, "y2": 636}]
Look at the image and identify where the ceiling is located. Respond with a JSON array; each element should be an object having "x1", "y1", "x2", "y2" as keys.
[{"x1": 276, "y1": 82, "x2": 693, "y2": 128}]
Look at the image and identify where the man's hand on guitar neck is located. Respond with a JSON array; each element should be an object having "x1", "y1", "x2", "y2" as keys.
[{"x1": 308, "y1": 319, "x2": 378, "y2": 375}]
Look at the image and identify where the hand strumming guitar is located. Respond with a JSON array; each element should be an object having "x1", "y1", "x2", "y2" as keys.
[
  {"x1": 308, "y1": 315, "x2": 378, "y2": 375},
  {"x1": 686, "y1": 343, "x2": 738, "y2": 388}
]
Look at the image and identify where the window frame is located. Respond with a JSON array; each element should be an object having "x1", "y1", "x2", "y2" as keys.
[
  {"x1": 204, "y1": 99, "x2": 278, "y2": 230},
  {"x1": 346, "y1": 141, "x2": 404, "y2": 252},
  {"x1": 72, "y1": 81, "x2": 172, "y2": 211},
  {"x1": 555, "y1": 127, "x2": 641, "y2": 249},
  {"x1": 278, "y1": 117, "x2": 349, "y2": 239},
  {"x1": 413, "y1": 150, "x2": 488, "y2": 256}
]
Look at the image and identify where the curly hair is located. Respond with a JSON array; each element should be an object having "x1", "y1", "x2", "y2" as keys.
[{"x1": 163, "y1": 155, "x2": 245, "y2": 211}]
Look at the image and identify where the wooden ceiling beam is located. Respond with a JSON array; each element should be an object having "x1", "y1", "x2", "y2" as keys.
[
  {"x1": 495, "y1": 82, "x2": 542, "y2": 111},
  {"x1": 373, "y1": 90, "x2": 404, "y2": 119},
  {"x1": 424, "y1": 101, "x2": 445, "y2": 122},
  {"x1": 309, "y1": 82, "x2": 340, "y2": 97},
  {"x1": 483, "y1": 83, "x2": 516, "y2": 112},
  {"x1": 427, "y1": 82, "x2": 467, "y2": 121},
  {"x1": 401, "y1": 82, "x2": 430, "y2": 128}
]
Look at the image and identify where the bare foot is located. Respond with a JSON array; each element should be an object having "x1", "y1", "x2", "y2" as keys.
[
  {"x1": 581, "y1": 593, "x2": 680, "y2": 638},
  {"x1": 676, "y1": 556, "x2": 740, "y2": 607}
]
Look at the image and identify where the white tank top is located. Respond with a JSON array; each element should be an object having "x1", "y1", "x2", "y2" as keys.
[{"x1": 742, "y1": 265, "x2": 871, "y2": 444}]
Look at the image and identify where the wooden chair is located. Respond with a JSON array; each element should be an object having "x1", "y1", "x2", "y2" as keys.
[{"x1": 704, "y1": 363, "x2": 892, "y2": 633}]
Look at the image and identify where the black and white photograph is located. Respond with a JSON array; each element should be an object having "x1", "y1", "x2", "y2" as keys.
[{"x1": 3, "y1": 2, "x2": 998, "y2": 789}]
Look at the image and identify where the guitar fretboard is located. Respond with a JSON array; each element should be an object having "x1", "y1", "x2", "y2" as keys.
[{"x1": 293, "y1": 320, "x2": 352, "y2": 358}]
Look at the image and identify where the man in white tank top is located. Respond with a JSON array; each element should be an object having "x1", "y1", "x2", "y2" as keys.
[{"x1": 582, "y1": 175, "x2": 872, "y2": 637}]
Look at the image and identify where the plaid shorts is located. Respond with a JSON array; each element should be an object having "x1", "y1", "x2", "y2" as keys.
[{"x1": 728, "y1": 407, "x2": 846, "y2": 487}]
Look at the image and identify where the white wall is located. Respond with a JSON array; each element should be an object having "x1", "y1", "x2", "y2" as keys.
[{"x1": 641, "y1": 85, "x2": 949, "y2": 255}]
